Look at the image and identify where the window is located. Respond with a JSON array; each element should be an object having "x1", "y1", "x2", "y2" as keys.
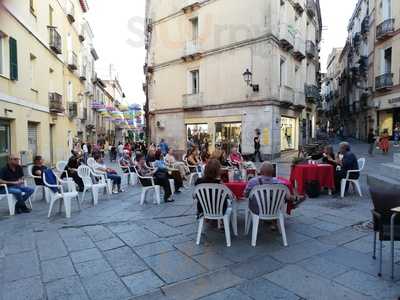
[
  {"x1": 9, "y1": 37, "x2": 18, "y2": 81},
  {"x1": 30, "y1": 0, "x2": 36, "y2": 15},
  {"x1": 67, "y1": 81, "x2": 73, "y2": 102},
  {"x1": 381, "y1": 47, "x2": 392, "y2": 74},
  {"x1": 30, "y1": 54, "x2": 37, "y2": 90},
  {"x1": 190, "y1": 70, "x2": 199, "y2": 94},
  {"x1": 295, "y1": 65, "x2": 300, "y2": 90},
  {"x1": 382, "y1": 0, "x2": 392, "y2": 19},
  {"x1": 190, "y1": 17, "x2": 199, "y2": 41},
  {"x1": 49, "y1": 5, "x2": 54, "y2": 26}
]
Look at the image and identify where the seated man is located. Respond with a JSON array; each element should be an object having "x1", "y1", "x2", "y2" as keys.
[
  {"x1": 93, "y1": 154, "x2": 123, "y2": 194},
  {"x1": 32, "y1": 155, "x2": 48, "y2": 186},
  {"x1": 119, "y1": 150, "x2": 134, "y2": 173},
  {"x1": 245, "y1": 162, "x2": 302, "y2": 217},
  {"x1": 334, "y1": 141, "x2": 359, "y2": 193},
  {"x1": 136, "y1": 153, "x2": 174, "y2": 202},
  {"x1": 0, "y1": 155, "x2": 34, "y2": 214},
  {"x1": 62, "y1": 150, "x2": 84, "y2": 192},
  {"x1": 229, "y1": 146, "x2": 244, "y2": 168}
]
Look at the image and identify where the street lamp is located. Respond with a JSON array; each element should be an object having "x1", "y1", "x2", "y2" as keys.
[{"x1": 242, "y1": 68, "x2": 259, "y2": 92}]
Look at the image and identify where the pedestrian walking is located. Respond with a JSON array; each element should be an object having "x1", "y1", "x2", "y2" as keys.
[
  {"x1": 253, "y1": 129, "x2": 263, "y2": 162},
  {"x1": 379, "y1": 129, "x2": 390, "y2": 154},
  {"x1": 82, "y1": 142, "x2": 89, "y2": 164},
  {"x1": 367, "y1": 129, "x2": 376, "y2": 156},
  {"x1": 393, "y1": 124, "x2": 400, "y2": 147}
]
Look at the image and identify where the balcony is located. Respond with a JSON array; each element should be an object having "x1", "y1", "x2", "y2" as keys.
[
  {"x1": 66, "y1": 1, "x2": 75, "y2": 23},
  {"x1": 294, "y1": 91, "x2": 306, "y2": 109},
  {"x1": 182, "y1": 92, "x2": 204, "y2": 109},
  {"x1": 305, "y1": 84, "x2": 320, "y2": 102},
  {"x1": 80, "y1": 65, "x2": 87, "y2": 81},
  {"x1": 182, "y1": 40, "x2": 202, "y2": 62},
  {"x1": 376, "y1": 18, "x2": 395, "y2": 40},
  {"x1": 182, "y1": 1, "x2": 201, "y2": 13},
  {"x1": 306, "y1": 0, "x2": 316, "y2": 18},
  {"x1": 49, "y1": 93, "x2": 64, "y2": 114},
  {"x1": 48, "y1": 27, "x2": 62, "y2": 54},
  {"x1": 352, "y1": 32, "x2": 361, "y2": 48},
  {"x1": 375, "y1": 73, "x2": 393, "y2": 91},
  {"x1": 279, "y1": 85, "x2": 295, "y2": 106},
  {"x1": 68, "y1": 102, "x2": 78, "y2": 119},
  {"x1": 80, "y1": 108, "x2": 88, "y2": 121},
  {"x1": 68, "y1": 51, "x2": 78, "y2": 70},
  {"x1": 293, "y1": 1, "x2": 304, "y2": 14},
  {"x1": 361, "y1": 16, "x2": 370, "y2": 35},
  {"x1": 306, "y1": 40, "x2": 316, "y2": 59},
  {"x1": 279, "y1": 24, "x2": 295, "y2": 51},
  {"x1": 293, "y1": 36, "x2": 306, "y2": 61}
]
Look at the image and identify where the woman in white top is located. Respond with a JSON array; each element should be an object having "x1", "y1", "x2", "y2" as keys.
[{"x1": 165, "y1": 148, "x2": 189, "y2": 179}]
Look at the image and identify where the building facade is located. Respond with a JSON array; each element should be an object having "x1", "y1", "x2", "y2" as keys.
[
  {"x1": 144, "y1": 0, "x2": 322, "y2": 158},
  {"x1": 0, "y1": 0, "x2": 94, "y2": 166}
]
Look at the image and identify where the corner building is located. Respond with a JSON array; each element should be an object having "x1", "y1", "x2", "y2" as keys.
[{"x1": 145, "y1": 0, "x2": 322, "y2": 158}]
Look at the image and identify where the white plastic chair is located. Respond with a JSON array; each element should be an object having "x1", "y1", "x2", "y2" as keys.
[
  {"x1": 27, "y1": 165, "x2": 49, "y2": 203},
  {"x1": 193, "y1": 184, "x2": 234, "y2": 247},
  {"x1": 116, "y1": 160, "x2": 130, "y2": 189},
  {"x1": 87, "y1": 158, "x2": 112, "y2": 194},
  {"x1": 77, "y1": 165, "x2": 109, "y2": 206},
  {"x1": 87, "y1": 157, "x2": 96, "y2": 169},
  {"x1": 119, "y1": 159, "x2": 138, "y2": 186},
  {"x1": 133, "y1": 166, "x2": 161, "y2": 205},
  {"x1": 340, "y1": 157, "x2": 365, "y2": 198},
  {"x1": 245, "y1": 184, "x2": 289, "y2": 247},
  {"x1": 0, "y1": 183, "x2": 33, "y2": 216},
  {"x1": 43, "y1": 170, "x2": 80, "y2": 218},
  {"x1": 183, "y1": 155, "x2": 199, "y2": 185},
  {"x1": 56, "y1": 161, "x2": 68, "y2": 178}
]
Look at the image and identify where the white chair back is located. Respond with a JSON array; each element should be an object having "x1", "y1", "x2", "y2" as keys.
[
  {"x1": 27, "y1": 164, "x2": 34, "y2": 177},
  {"x1": 248, "y1": 184, "x2": 289, "y2": 217},
  {"x1": 87, "y1": 157, "x2": 96, "y2": 169},
  {"x1": 77, "y1": 165, "x2": 93, "y2": 187},
  {"x1": 193, "y1": 184, "x2": 232, "y2": 218},
  {"x1": 358, "y1": 158, "x2": 365, "y2": 171},
  {"x1": 56, "y1": 161, "x2": 67, "y2": 173}
]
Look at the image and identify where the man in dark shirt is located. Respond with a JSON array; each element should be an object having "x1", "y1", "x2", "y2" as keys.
[
  {"x1": 32, "y1": 155, "x2": 47, "y2": 186},
  {"x1": 253, "y1": 129, "x2": 263, "y2": 162},
  {"x1": 334, "y1": 142, "x2": 359, "y2": 193},
  {"x1": 367, "y1": 129, "x2": 376, "y2": 156},
  {"x1": 0, "y1": 155, "x2": 34, "y2": 213}
]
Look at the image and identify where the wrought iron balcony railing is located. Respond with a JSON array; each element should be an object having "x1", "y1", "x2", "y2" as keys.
[
  {"x1": 376, "y1": 18, "x2": 395, "y2": 40},
  {"x1": 49, "y1": 93, "x2": 64, "y2": 113},
  {"x1": 48, "y1": 27, "x2": 62, "y2": 54},
  {"x1": 306, "y1": 40, "x2": 317, "y2": 59},
  {"x1": 375, "y1": 73, "x2": 393, "y2": 90}
]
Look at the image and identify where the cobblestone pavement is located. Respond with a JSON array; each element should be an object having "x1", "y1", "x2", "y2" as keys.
[{"x1": 0, "y1": 141, "x2": 400, "y2": 300}]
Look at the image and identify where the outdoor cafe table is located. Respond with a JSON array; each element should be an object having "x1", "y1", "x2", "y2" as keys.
[{"x1": 289, "y1": 163, "x2": 335, "y2": 196}]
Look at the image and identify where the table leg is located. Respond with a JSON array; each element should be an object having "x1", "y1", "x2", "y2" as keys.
[{"x1": 328, "y1": 189, "x2": 332, "y2": 196}]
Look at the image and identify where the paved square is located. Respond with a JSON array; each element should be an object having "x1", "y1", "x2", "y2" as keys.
[{"x1": 0, "y1": 144, "x2": 399, "y2": 299}]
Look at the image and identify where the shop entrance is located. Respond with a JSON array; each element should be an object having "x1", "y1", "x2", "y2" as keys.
[
  {"x1": 215, "y1": 122, "x2": 241, "y2": 154},
  {"x1": 281, "y1": 117, "x2": 297, "y2": 151},
  {"x1": 0, "y1": 121, "x2": 11, "y2": 167},
  {"x1": 186, "y1": 124, "x2": 209, "y2": 150}
]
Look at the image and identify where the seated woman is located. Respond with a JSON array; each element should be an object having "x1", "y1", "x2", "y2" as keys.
[
  {"x1": 229, "y1": 146, "x2": 243, "y2": 168},
  {"x1": 154, "y1": 151, "x2": 183, "y2": 193},
  {"x1": 62, "y1": 151, "x2": 84, "y2": 192},
  {"x1": 93, "y1": 153, "x2": 123, "y2": 194},
  {"x1": 195, "y1": 159, "x2": 228, "y2": 219},
  {"x1": 321, "y1": 145, "x2": 337, "y2": 167},
  {"x1": 165, "y1": 148, "x2": 189, "y2": 179},
  {"x1": 136, "y1": 153, "x2": 174, "y2": 202},
  {"x1": 32, "y1": 156, "x2": 48, "y2": 186},
  {"x1": 186, "y1": 148, "x2": 201, "y2": 173},
  {"x1": 119, "y1": 151, "x2": 135, "y2": 173}
]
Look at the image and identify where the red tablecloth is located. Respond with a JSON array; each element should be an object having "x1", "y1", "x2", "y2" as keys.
[
  {"x1": 289, "y1": 164, "x2": 335, "y2": 195},
  {"x1": 224, "y1": 177, "x2": 293, "y2": 200}
]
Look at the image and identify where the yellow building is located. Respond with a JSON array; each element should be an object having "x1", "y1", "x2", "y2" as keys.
[
  {"x1": 0, "y1": 0, "x2": 91, "y2": 166},
  {"x1": 144, "y1": 0, "x2": 322, "y2": 158}
]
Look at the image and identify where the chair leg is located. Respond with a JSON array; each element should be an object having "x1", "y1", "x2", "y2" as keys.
[
  {"x1": 64, "y1": 198, "x2": 71, "y2": 218},
  {"x1": 251, "y1": 214, "x2": 260, "y2": 247},
  {"x1": 196, "y1": 218, "x2": 204, "y2": 245},
  {"x1": 372, "y1": 232, "x2": 377, "y2": 259},
  {"x1": 223, "y1": 215, "x2": 232, "y2": 247},
  {"x1": 279, "y1": 214, "x2": 288, "y2": 247},
  {"x1": 245, "y1": 209, "x2": 251, "y2": 235},
  {"x1": 354, "y1": 181, "x2": 362, "y2": 197},
  {"x1": 231, "y1": 203, "x2": 238, "y2": 236},
  {"x1": 92, "y1": 190, "x2": 98, "y2": 206},
  {"x1": 76, "y1": 196, "x2": 81, "y2": 211},
  {"x1": 378, "y1": 239, "x2": 383, "y2": 277},
  {"x1": 340, "y1": 180, "x2": 346, "y2": 198},
  {"x1": 154, "y1": 186, "x2": 161, "y2": 205},
  {"x1": 48, "y1": 199, "x2": 55, "y2": 218},
  {"x1": 80, "y1": 189, "x2": 87, "y2": 204},
  {"x1": 7, "y1": 196, "x2": 16, "y2": 216},
  {"x1": 140, "y1": 189, "x2": 146, "y2": 205}
]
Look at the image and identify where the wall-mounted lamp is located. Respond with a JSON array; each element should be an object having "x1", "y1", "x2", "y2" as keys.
[
  {"x1": 242, "y1": 68, "x2": 259, "y2": 92},
  {"x1": 4, "y1": 109, "x2": 13, "y2": 115}
]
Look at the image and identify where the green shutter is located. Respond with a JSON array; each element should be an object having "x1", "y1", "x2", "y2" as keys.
[{"x1": 9, "y1": 37, "x2": 18, "y2": 81}]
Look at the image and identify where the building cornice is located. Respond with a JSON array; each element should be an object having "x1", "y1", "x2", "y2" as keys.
[{"x1": 0, "y1": 92, "x2": 50, "y2": 113}]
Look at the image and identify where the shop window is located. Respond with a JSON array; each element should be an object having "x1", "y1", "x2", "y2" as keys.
[
  {"x1": 186, "y1": 124, "x2": 209, "y2": 149},
  {"x1": 215, "y1": 122, "x2": 242, "y2": 154},
  {"x1": 190, "y1": 70, "x2": 199, "y2": 94}
]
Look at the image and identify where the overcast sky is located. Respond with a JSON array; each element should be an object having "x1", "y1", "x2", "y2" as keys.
[{"x1": 87, "y1": 0, "x2": 359, "y2": 104}]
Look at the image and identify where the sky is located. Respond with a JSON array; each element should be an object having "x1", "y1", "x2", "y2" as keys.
[{"x1": 86, "y1": 0, "x2": 359, "y2": 104}]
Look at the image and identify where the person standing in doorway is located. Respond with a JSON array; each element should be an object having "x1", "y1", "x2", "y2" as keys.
[
  {"x1": 367, "y1": 129, "x2": 376, "y2": 156},
  {"x1": 253, "y1": 129, "x2": 263, "y2": 162}
]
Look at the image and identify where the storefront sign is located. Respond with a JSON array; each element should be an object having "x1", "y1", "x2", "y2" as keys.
[
  {"x1": 388, "y1": 97, "x2": 400, "y2": 105},
  {"x1": 262, "y1": 128, "x2": 270, "y2": 145}
]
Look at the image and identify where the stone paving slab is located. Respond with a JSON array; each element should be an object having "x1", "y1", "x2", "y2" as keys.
[
  {"x1": 237, "y1": 277, "x2": 300, "y2": 300},
  {"x1": 104, "y1": 246, "x2": 148, "y2": 277},
  {"x1": 45, "y1": 275, "x2": 89, "y2": 300},
  {"x1": 95, "y1": 237, "x2": 125, "y2": 251},
  {"x1": 134, "y1": 240, "x2": 175, "y2": 258},
  {"x1": 229, "y1": 255, "x2": 283, "y2": 279},
  {"x1": 2, "y1": 276, "x2": 44, "y2": 300},
  {"x1": 3, "y1": 251, "x2": 40, "y2": 282},
  {"x1": 41, "y1": 256, "x2": 76, "y2": 283},
  {"x1": 200, "y1": 287, "x2": 253, "y2": 300},
  {"x1": 122, "y1": 269, "x2": 165, "y2": 297},
  {"x1": 75, "y1": 258, "x2": 113, "y2": 277}
]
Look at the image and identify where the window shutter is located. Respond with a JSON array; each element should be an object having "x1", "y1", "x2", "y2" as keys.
[{"x1": 9, "y1": 37, "x2": 18, "y2": 81}]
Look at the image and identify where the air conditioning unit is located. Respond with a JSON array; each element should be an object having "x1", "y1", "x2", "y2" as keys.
[{"x1": 156, "y1": 121, "x2": 165, "y2": 128}]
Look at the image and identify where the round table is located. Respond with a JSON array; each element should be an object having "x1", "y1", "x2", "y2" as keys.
[{"x1": 289, "y1": 163, "x2": 335, "y2": 196}]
